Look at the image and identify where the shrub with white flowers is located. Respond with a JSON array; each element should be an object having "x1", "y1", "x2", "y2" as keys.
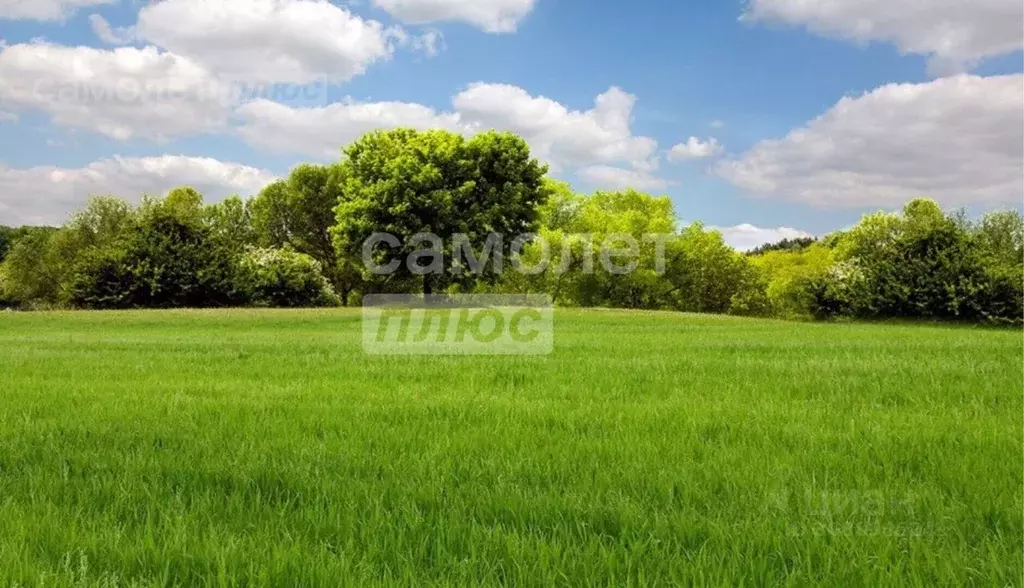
[{"x1": 238, "y1": 246, "x2": 340, "y2": 308}]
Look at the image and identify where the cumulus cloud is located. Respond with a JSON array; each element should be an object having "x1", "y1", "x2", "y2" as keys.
[
  {"x1": 371, "y1": 0, "x2": 536, "y2": 33},
  {"x1": 234, "y1": 98, "x2": 469, "y2": 158},
  {"x1": 0, "y1": 42, "x2": 232, "y2": 141},
  {"x1": 0, "y1": 36, "x2": 666, "y2": 176},
  {"x1": 716, "y1": 74, "x2": 1024, "y2": 209},
  {"x1": 88, "y1": 14, "x2": 134, "y2": 45},
  {"x1": 744, "y1": 0, "x2": 1024, "y2": 75},
  {"x1": 0, "y1": 0, "x2": 112, "y2": 21},
  {"x1": 712, "y1": 224, "x2": 814, "y2": 252},
  {"x1": 135, "y1": 0, "x2": 402, "y2": 84},
  {"x1": 668, "y1": 137, "x2": 723, "y2": 161},
  {"x1": 0, "y1": 155, "x2": 277, "y2": 226},
  {"x1": 577, "y1": 165, "x2": 672, "y2": 191},
  {"x1": 452, "y1": 83, "x2": 659, "y2": 173},
  {"x1": 235, "y1": 83, "x2": 666, "y2": 185},
  {"x1": 235, "y1": 97, "x2": 469, "y2": 157}
]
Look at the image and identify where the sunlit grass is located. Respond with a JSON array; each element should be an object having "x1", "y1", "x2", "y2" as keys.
[{"x1": 0, "y1": 309, "x2": 1020, "y2": 586}]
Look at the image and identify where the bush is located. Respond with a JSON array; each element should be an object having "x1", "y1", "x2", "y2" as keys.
[
  {"x1": 66, "y1": 247, "x2": 136, "y2": 309},
  {"x1": 750, "y1": 245, "x2": 834, "y2": 319},
  {"x1": 0, "y1": 230, "x2": 63, "y2": 307},
  {"x1": 66, "y1": 201, "x2": 247, "y2": 309},
  {"x1": 824, "y1": 200, "x2": 1023, "y2": 324},
  {"x1": 237, "y1": 247, "x2": 340, "y2": 308},
  {"x1": 0, "y1": 268, "x2": 16, "y2": 309},
  {"x1": 803, "y1": 260, "x2": 867, "y2": 320}
]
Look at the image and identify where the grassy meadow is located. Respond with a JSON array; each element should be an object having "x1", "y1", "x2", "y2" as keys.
[{"x1": 0, "y1": 309, "x2": 1020, "y2": 586}]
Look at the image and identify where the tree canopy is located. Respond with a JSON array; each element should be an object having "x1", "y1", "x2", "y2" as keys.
[
  {"x1": 0, "y1": 128, "x2": 1019, "y2": 325},
  {"x1": 331, "y1": 129, "x2": 549, "y2": 295}
]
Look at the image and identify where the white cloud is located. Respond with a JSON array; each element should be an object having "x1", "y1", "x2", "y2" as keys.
[
  {"x1": 668, "y1": 137, "x2": 723, "y2": 161},
  {"x1": 0, "y1": 109, "x2": 16, "y2": 122},
  {"x1": 0, "y1": 44, "x2": 663, "y2": 172},
  {"x1": 88, "y1": 14, "x2": 134, "y2": 45},
  {"x1": 744, "y1": 0, "x2": 1024, "y2": 75},
  {"x1": 452, "y1": 83, "x2": 659, "y2": 172},
  {"x1": 234, "y1": 98, "x2": 469, "y2": 158},
  {"x1": 235, "y1": 83, "x2": 665, "y2": 184},
  {"x1": 0, "y1": 42, "x2": 231, "y2": 141},
  {"x1": 0, "y1": 155, "x2": 277, "y2": 226},
  {"x1": 371, "y1": 0, "x2": 536, "y2": 33},
  {"x1": 710, "y1": 119, "x2": 725, "y2": 129},
  {"x1": 578, "y1": 165, "x2": 672, "y2": 191},
  {"x1": 411, "y1": 29, "x2": 445, "y2": 57},
  {"x1": 135, "y1": 0, "x2": 402, "y2": 84},
  {"x1": 0, "y1": 0, "x2": 113, "y2": 21},
  {"x1": 711, "y1": 224, "x2": 814, "y2": 252},
  {"x1": 717, "y1": 74, "x2": 1024, "y2": 209}
]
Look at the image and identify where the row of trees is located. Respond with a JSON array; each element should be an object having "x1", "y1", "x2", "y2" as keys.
[
  {"x1": 751, "y1": 201, "x2": 1024, "y2": 324},
  {"x1": 1, "y1": 129, "x2": 1021, "y2": 324},
  {"x1": 0, "y1": 187, "x2": 339, "y2": 309}
]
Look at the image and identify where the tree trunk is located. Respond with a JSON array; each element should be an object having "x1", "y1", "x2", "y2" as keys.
[{"x1": 423, "y1": 273, "x2": 434, "y2": 305}]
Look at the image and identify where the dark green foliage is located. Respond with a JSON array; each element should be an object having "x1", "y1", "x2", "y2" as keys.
[
  {"x1": 747, "y1": 236, "x2": 817, "y2": 256},
  {"x1": 251, "y1": 166, "x2": 362, "y2": 305},
  {"x1": 66, "y1": 246, "x2": 135, "y2": 309},
  {"x1": 796, "y1": 200, "x2": 1022, "y2": 324},
  {"x1": 237, "y1": 247, "x2": 340, "y2": 308},
  {"x1": 0, "y1": 225, "x2": 58, "y2": 263},
  {"x1": 125, "y1": 208, "x2": 242, "y2": 308},
  {"x1": 68, "y1": 203, "x2": 245, "y2": 309}
]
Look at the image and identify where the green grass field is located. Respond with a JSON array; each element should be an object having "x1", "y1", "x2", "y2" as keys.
[{"x1": 0, "y1": 309, "x2": 1020, "y2": 586}]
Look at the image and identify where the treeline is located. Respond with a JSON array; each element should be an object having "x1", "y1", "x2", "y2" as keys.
[{"x1": 1, "y1": 129, "x2": 1021, "y2": 324}]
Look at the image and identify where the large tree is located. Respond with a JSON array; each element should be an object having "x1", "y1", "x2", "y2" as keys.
[
  {"x1": 331, "y1": 128, "x2": 549, "y2": 296},
  {"x1": 251, "y1": 164, "x2": 362, "y2": 305}
]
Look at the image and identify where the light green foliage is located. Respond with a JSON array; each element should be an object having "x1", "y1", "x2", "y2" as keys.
[
  {"x1": 0, "y1": 133, "x2": 1020, "y2": 323},
  {"x1": 971, "y1": 210, "x2": 1024, "y2": 322},
  {"x1": 205, "y1": 195, "x2": 257, "y2": 253},
  {"x1": 64, "y1": 196, "x2": 135, "y2": 250},
  {"x1": 0, "y1": 228, "x2": 63, "y2": 307},
  {"x1": 518, "y1": 189, "x2": 679, "y2": 307},
  {"x1": 284, "y1": 164, "x2": 344, "y2": 265},
  {"x1": 251, "y1": 165, "x2": 366, "y2": 304},
  {"x1": 516, "y1": 189, "x2": 763, "y2": 314},
  {"x1": 251, "y1": 165, "x2": 343, "y2": 266},
  {"x1": 237, "y1": 246, "x2": 340, "y2": 308},
  {"x1": 163, "y1": 187, "x2": 205, "y2": 224},
  {"x1": 534, "y1": 178, "x2": 583, "y2": 232},
  {"x1": 0, "y1": 309, "x2": 1019, "y2": 585},
  {"x1": 752, "y1": 244, "x2": 835, "y2": 318},
  {"x1": 662, "y1": 223, "x2": 761, "y2": 315},
  {"x1": 975, "y1": 210, "x2": 1024, "y2": 267},
  {"x1": 250, "y1": 180, "x2": 295, "y2": 249},
  {"x1": 332, "y1": 128, "x2": 548, "y2": 294}
]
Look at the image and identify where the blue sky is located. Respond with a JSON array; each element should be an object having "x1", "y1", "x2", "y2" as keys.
[{"x1": 0, "y1": 0, "x2": 1021, "y2": 249}]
